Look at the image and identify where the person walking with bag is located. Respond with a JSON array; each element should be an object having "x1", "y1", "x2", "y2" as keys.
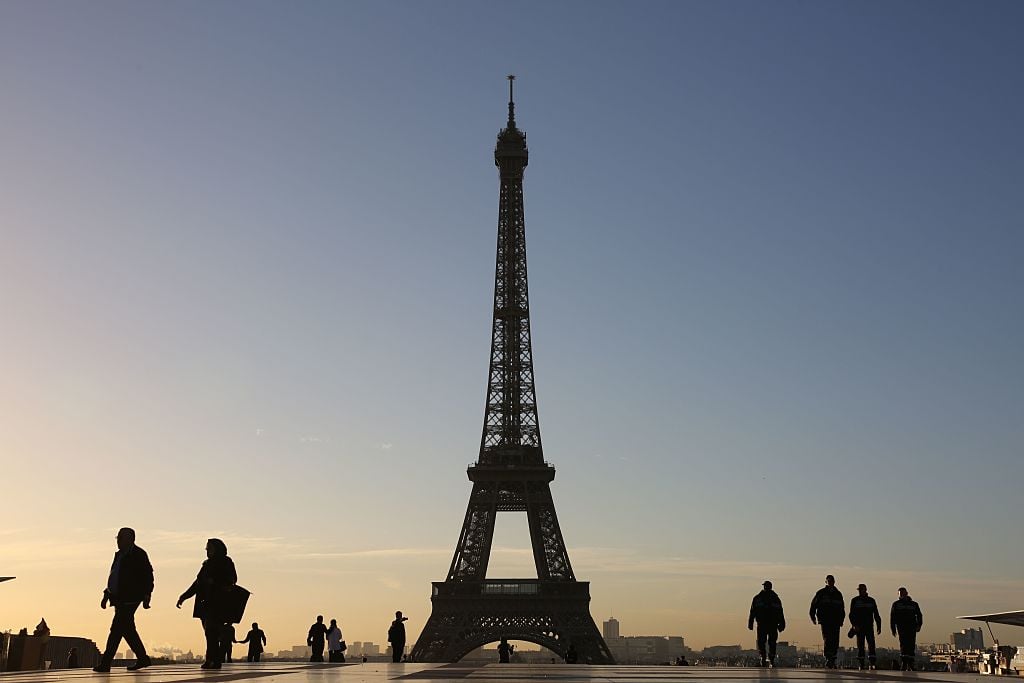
[
  {"x1": 849, "y1": 583, "x2": 882, "y2": 670},
  {"x1": 176, "y1": 538, "x2": 238, "y2": 670},
  {"x1": 326, "y1": 618, "x2": 346, "y2": 663}
]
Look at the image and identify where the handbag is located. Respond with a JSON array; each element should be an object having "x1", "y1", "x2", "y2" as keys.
[
  {"x1": 339, "y1": 640, "x2": 347, "y2": 652},
  {"x1": 224, "y1": 585, "x2": 251, "y2": 624}
]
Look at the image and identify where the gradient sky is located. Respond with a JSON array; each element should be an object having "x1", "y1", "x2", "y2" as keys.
[{"x1": 2, "y1": 0, "x2": 1022, "y2": 656}]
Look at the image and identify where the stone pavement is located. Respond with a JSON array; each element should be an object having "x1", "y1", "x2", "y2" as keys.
[{"x1": 0, "y1": 664, "x2": 993, "y2": 683}]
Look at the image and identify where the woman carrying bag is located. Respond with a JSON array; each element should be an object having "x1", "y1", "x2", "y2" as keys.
[
  {"x1": 326, "y1": 619, "x2": 346, "y2": 663},
  {"x1": 176, "y1": 538, "x2": 237, "y2": 669}
]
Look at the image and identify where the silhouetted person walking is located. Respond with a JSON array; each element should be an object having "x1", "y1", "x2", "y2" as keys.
[
  {"x1": 890, "y1": 587, "x2": 923, "y2": 671},
  {"x1": 307, "y1": 615, "x2": 328, "y2": 662},
  {"x1": 238, "y1": 622, "x2": 266, "y2": 662},
  {"x1": 387, "y1": 611, "x2": 408, "y2": 663},
  {"x1": 94, "y1": 527, "x2": 153, "y2": 673},
  {"x1": 326, "y1": 618, "x2": 345, "y2": 663},
  {"x1": 809, "y1": 574, "x2": 845, "y2": 668},
  {"x1": 497, "y1": 638, "x2": 514, "y2": 663},
  {"x1": 748, "y1": 580, "x2": 786, "y2": 667},
  {"x1": 67, "y1": 647, "x2": 79, "y2": 669},
  {"x1": 565, "y1": 642, "x2": 578, "y2": 664},
  {"x1": 176, "y1": 538, "x2": 238, "y2": 670},
  {"x1": 849, "y1": 583, "x2": 882, "y2": 670}
]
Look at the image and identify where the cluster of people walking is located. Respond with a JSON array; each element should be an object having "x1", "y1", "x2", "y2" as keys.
[
  {"x1": 93, "y1": 528, "x2": 255, "y2": 672},
  {"x1": 306, "y1": 615, "x2": 346, "y2": 662},
  {"x1": 749, "y1": 575, "x2": 924, "y2": 670}
]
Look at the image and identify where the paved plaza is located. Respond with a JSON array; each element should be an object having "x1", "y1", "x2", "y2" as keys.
[{"x1": 0, "y1": 664, "x2": 995, "y2": 683}]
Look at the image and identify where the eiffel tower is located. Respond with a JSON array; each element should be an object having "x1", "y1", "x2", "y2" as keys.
[{"x1": 410, "y1": 77, "x2": 614, "y2": 664}]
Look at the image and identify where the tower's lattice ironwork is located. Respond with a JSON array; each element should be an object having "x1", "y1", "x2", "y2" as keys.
[{"x1": 410, "y1": 77, "x2": 614, "y2": 664}]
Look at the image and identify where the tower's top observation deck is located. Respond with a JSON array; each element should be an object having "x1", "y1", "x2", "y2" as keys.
[{"x1": 495, "y1": 75, "x2": 528, "y2": 175}]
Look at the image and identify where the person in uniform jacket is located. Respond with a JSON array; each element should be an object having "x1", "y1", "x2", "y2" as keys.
[
  {"x1": 176, "y1": 538, "x2": 238, "y2": 669},
  {"x1": 237, "y1": 622, "x2": 267, "y2": 662},
  {"x1": 849, "y1": 583, "x2": 882, "y2": 670},
  {"x1": 748, "y1": 580, "x2": 786, "y2": 667},
  {"x1": 809, "y1": 574, "x2": 845, "y2": 669},
  {"x1": 890, "y1": 587, "x2": 923, "y2": 671},
  {"x1": 94, "y1": 527, "x2": 153, "y2": 672}
]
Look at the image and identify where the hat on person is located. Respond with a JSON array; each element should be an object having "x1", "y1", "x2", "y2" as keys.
[{"x1": 762, "y1": 580, "x2": 773, "y2": 588}]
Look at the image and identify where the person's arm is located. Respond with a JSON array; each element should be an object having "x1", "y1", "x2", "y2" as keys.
[
  {"x1": 748, "y1": 599, "x2": 756, "y2": 630},
  {"x1": 778, "y1": 602, "x2": 786, "y2": 632},
  {"x1": 889, "y1": 603, "x2": 897, "y2": 636},
  {"x1": 873, "y1": 600, "x2": 882, "y2": 633},
  {"x1": 141, "y1": 549, "x2": 154, "y2": 609},
  {"x1": 839, "y1": 592, "x2": 846, "y2": 625},
  {"x1": 261, "y1": 631, "x2": 267, "y2": 647},
  {"x1": 809, "y1": 593, "x2": 818, "y2": 624},
  {"x1": 177, "y1": 579, "x2": 199, "y2": 608},
  {"x1": 916, "y1": 605, "x2": 923, "y2": 632}
]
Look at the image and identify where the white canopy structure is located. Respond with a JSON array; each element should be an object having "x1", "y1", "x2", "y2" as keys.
[{"x1": 959, "y1": 611, "x2": 1024, "y2": 628}]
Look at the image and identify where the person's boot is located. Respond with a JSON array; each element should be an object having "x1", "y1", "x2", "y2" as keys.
[
  {"x1": 858, "y1": 659, "x2": 866, "y2": 670},
  {"x1": 769, "y1": 658, "x2": 776, "y2": 668},
  {"x1": 760, "y1": 658, "x2": 768, "y2": 668},
  {"x1": 92, "y1": 664, "x2": 112, "y2": 673},
  {"x1": 127, "y1": 655, "x2": 152, "y2": 671}
]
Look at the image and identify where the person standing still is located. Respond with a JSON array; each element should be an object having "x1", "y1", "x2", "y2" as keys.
[
  {"x1": 388, "y1": 611, "x2": 408, "y2": 663},
  {"x1": 890, "y1": 587, "x2": 923, "y2": 671},
  {"x1": 497, "y1": 638, "x2": 514, "y2": 663},
  {"x1": 219, "y1": 623, "x2": 235, "y2": 663},
  {"x1": 307, "y1": 616, "x2": 328, "y2": 662},
  {"x1": 849, "y1": 583, "x2": 882, "y2": 670},
  {"x1": 748, "y1": 580, "x2": 786, "y2": 667},
  {"x1": 238, "y1": 622, "x2": 266, "y2": 662},
  {"x1": 94, "y1": 527, "x2": 153, "y2": 673},
  {"x1": 176, "y1": 538, "x2": 238, "y2": 670},
  {"x1": 809, "y1": 574, "x2": 845, "y2": 669}
]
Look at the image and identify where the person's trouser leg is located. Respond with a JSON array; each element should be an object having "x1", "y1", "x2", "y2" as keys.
[
  {"x1": 821, "y1": 622, "x2": 840, "y2": 666},
  {"x1": 311, "y1": 644, "x2": 324, "y2": 662},
  {"x1": 865, "y1": 629, "x2": 876, "y2": 667},
  {"x1": 202, "y1": 619, "x2": 221, "y2": 665},
  {"x1": 755, "y1": 624, "x2": 768, "y2": 663},
  {"x1": 856, "y1": 631, "x2": 867, "y2": 668},
  {"x1": 897, "y1": 628, "x2": 916, "y2": 670},
  {"x1": 766, "y1": 627, "x2": 778, "y2": 664},
  {"x1": 392, "y1": 643, "x2": 403, "y2": 662},
  {"x1": 102, "y1": 602, "x2": 146, "y2": 664}
]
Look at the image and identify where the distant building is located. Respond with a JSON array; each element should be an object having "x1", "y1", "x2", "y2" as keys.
[
  {"x1": 43, "y1": 636, "x2": 101, "y2": 669},
  {"x1": 603, "y1": 618, "x2": 620, "y2": 640},
  {"x1": 362, "y1": 642, "x2": 380, "y2": 657},
  {"x1": 951, "y1": 628, "x2": 984, "y2": 651},
  {"x1": 600, "y1": 618, "x2": 687, "y2": 664}
]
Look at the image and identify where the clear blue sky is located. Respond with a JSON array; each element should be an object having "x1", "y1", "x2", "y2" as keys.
[{"x1": 1, "y1": 1, "x2": 1022, "y2": 651}]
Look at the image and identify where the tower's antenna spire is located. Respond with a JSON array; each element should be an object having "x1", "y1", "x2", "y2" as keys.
[{"x1": 507, "y1": 74, "x2": 516, "y2": 127}]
